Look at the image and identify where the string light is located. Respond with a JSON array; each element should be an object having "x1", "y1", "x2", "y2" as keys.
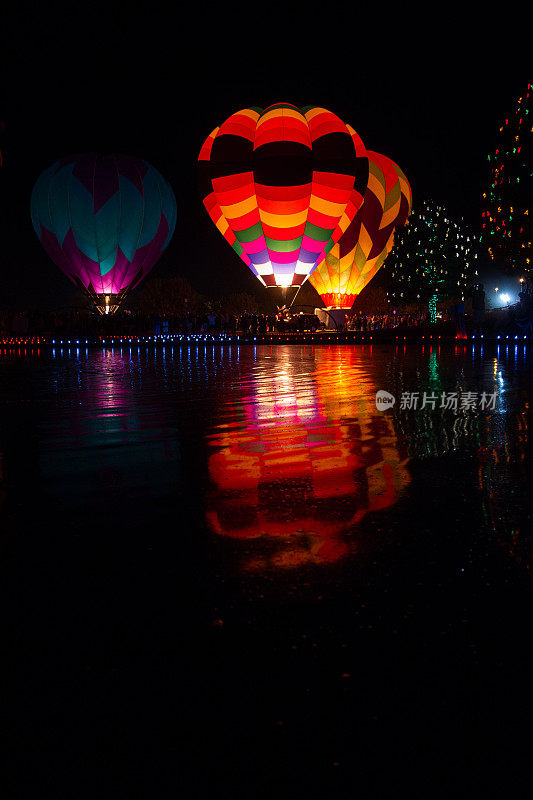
[
  {"x1": 385, "y1": 198, "x2": 478, "y2": 311},
  {"x1": 481, "y1": 84, "x2": 532, "y2": 273}
]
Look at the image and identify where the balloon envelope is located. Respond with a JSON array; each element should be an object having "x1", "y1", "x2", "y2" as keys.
[
  {"x1": 309, "y1": 150, "x2": 412, "y2": 308},
  {"x1": 31, "y1": 153, "x2": 177, "y2": 312},
  {"x1": 198, "y1": 104, "x2": 368, "y2": 289}
]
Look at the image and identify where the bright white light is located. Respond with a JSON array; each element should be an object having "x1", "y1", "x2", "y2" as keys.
[
  {"x1": 276, "y1": 275, "x2": 293, "y2": 288},
  {"x1": 501, "y1": 293, "x2": 511, "y2": 303}
]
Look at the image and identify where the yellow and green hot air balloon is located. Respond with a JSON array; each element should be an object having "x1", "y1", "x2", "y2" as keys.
[{"x1": 309, "y1": 149, "x2": 412, "y2": 308}]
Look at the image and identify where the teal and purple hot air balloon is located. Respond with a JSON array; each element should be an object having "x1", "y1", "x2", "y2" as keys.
[{"x1": 31, "y1": 153, "x2": 177, "y2": 313}]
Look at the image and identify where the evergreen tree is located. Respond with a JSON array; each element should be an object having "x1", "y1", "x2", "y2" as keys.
[
  {"x1": 481, "y1": 83, "x2": 532, "y2": 274},
  {"x1": 385, "y1": 199, "x2": 479, "y2": 320}
]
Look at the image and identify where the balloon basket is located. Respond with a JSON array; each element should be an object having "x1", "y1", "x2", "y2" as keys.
[
  {"x1": 78, "y1": 278, "x2": 133, "y2": 315},
  {"x1": 86, "y1": 293, "x2": 124, "y2": 315}
]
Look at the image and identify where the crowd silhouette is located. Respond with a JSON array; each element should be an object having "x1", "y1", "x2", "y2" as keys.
[{"x1": 2, "y1": 281, "x2": 533, "y2": 339}]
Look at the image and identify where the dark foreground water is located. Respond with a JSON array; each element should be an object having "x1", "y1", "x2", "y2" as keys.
[{"x1": 1, "y1": 344, "x2": 532, "y2": 796}]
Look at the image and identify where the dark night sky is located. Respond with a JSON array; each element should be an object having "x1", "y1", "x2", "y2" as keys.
[{"x1": 0, "y1": 4, "x2": 529, "y2": 310}]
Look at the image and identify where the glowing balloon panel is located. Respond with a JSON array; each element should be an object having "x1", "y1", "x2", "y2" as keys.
[
  {"x1": 31, "y1": 153, "x2": 177, "y2": 299},
  {"x1": 198, "y1": 104, "x2": 368, "y2": 288},
  {"x1": 309, "y1": 149, "x2": 412, "y2": 307}
]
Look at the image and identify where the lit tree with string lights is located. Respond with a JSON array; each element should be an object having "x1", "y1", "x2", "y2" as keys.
[
  {"x1": 385, "y1": 199, "x2": 479, "y2": 322},
  {"x1": 481, "y1": 83, "x2": 532, "y2": 275}
]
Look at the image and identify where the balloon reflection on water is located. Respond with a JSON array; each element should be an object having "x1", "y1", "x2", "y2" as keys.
[
  {"x1": 206, "y1": 349, "x2": 411, "y2": 569},
  {"x1": 39, "y1": 350, "x2": 181, "y2": 509}
]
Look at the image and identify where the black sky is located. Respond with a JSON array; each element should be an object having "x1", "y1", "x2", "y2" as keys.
[{"x1": 0, "y1": 4, "x2": 530, "y2": 310}]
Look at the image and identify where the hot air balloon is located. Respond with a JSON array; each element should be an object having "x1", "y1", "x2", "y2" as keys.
[
  {"x1": 309, "y1": 150, "x2": 412, "y2": 308},
  {"x1": 198, "y1": 104, "x2": 368, "y2": 299},
  {"x1": 31, "y1": 153, "x2": 177, "y2": 314}
]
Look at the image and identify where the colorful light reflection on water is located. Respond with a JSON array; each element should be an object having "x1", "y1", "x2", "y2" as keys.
[
  {"x1": 0, "y1": 343, "x2": 532, "y2": 575},
  {"x1": 206, "y1": 347, "x2": 411, "y2": 569}
]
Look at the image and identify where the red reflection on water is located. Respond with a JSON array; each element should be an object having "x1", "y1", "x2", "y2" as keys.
[{"x1": 207, "y1": 348, "x2": 411, "y2": 569}]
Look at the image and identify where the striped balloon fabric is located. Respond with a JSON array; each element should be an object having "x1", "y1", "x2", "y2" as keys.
[
  {"x1": 31, "y1": 154, "x2": 177, "y2": 313},
  {"x1": 198, "y1": 104, "x2": 369, "y2": 288},
  {"x1": 309, "y1": 147, "x2": 412, "y2": 308}
]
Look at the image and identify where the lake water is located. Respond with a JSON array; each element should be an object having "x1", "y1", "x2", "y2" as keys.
[{"x1": 1, "y1": 344, "x2": 532, "y2": 794}]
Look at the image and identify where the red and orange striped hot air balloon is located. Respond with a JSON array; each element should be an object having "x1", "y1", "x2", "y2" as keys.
[
  {"x1": 309, "y1": 146, "x2": 412, "y2": 308},
  {"x1": 198, "y1": 104, "x2": 369, "y2": 291}
]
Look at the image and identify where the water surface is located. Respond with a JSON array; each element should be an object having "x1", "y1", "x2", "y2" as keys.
[{"x1": 1, "y1": 344, "x2": 532, "y2": 793}]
